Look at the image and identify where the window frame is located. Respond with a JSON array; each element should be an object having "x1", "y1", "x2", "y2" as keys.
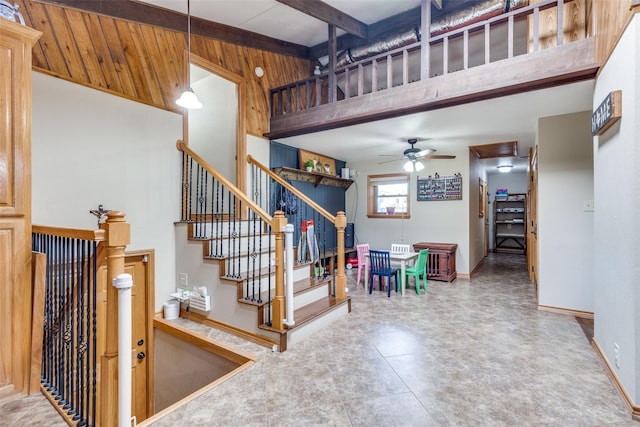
[{"x1": 367, "y1": 173, "x2": 411, "y2": 219}]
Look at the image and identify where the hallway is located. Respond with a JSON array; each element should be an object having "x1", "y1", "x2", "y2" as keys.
[{"x1": 2, "y1": 254, "x2": 637, "y2": 426}]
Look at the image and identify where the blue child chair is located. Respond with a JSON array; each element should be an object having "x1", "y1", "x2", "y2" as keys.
[{"x1": 368, "y1": 250, "x2": 399, "y2": 297}]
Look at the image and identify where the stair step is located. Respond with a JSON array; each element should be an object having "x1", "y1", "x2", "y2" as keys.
[
  {"x1": 218, "y1": 261, "x2": 311, "y2": 283},
  {"x1": 259, "y1": 295, "x2": 351, "y2": 332},
  {"x1": 236, "y1": 273, "x2": 331, "y2": 307}
]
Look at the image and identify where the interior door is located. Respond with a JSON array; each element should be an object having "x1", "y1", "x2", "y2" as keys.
[
  {"x1": 97, "y1": 251, "x2": 154, "y2": 422},
  {"x1": 527, "y1": 146, "x2": 539, "y2": 294},
  {"x1": 126, "y1": 252, "x2": 153, "y2": 422}
]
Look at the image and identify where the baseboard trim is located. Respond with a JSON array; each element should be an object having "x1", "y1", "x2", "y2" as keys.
[
  {"x1": 537, "y1": 304, "x2": 594, "y2": 319},
  {"x1": 592, "y1": 339, "x2": 640, "y2": 420}
]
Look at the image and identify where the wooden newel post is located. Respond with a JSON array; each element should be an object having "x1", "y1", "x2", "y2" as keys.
[
  {"x1": 100, "y1": 211, "x2": 130, "y2": 427},
  {"x1": 271, "y1": 211, "x2": 287, "y2": 331},
  {"x1": 335, "y1": 211, "x2": 347, "y2": 299}
]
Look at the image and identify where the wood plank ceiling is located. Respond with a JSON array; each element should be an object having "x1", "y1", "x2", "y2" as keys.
[{"x1": 16, "y1": 0, "x2": 315, "y2": 135}]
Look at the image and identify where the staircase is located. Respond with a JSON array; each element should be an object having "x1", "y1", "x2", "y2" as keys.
[{"x1": 175, "y1": 220, "x2": 350, "y2": 351}]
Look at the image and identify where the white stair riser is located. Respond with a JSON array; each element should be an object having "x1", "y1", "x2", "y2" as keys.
[
  {"x1": 207, "y1": 235, "x2": 273, "y2": 257},
  {"x1": 293, "y1": 285, "x2": 330, "y2": 310},
  {"x1": 286, "y1": 303, "x2": 350, "y2": 347},
  {"x1": 191, "y1": 221, "x2": 273, "y2": 238},
  {"x1": 229, "y1": 265, "x2": 316, "y2": 299}
]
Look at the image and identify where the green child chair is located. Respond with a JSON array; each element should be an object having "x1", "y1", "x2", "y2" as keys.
[{"x1": 405, "y1": 249, "x2": 428, "y2": 295}]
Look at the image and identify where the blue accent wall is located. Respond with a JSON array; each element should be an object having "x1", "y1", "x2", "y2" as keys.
[{"x1": 270, "y1": 141, "x2": 348, "y2": 251}]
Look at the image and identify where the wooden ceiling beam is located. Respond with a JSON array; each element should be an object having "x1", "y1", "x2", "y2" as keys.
[
  {"x1": 276, "y1": 0, "x2": 368, "y2": 39},
  {"x1": 309, "y1": 6, "x2": 419, "y2": 59},
  {"x1": 33, "y1": 0, "x2": 310, "y2": 58}
]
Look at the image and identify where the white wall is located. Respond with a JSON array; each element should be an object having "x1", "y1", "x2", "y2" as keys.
[
  {"x1": 487, "y1": 172, "x2": 528, "y2": 249},
  {"x1": 468, "y1": 152, "x2": 486, "y2": 272},
  {"x1": 190, "y1": 66, "x2": 237, "y2": 181},
  {"x1": 346, "y1": 148, "x2": 472, "y2": 274},
  {"x1": 593, "y1": 15, "x2": 639, "y2": 403},
  {"x1": 537, "y1": 111, "x2": 594, "y2": 312},
  {"x1": 31, "y1": 72, "x2": 183, "y2": 312}
]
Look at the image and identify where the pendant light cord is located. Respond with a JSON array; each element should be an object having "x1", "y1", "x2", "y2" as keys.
[{"x1": 186, "y1": 0, "x2": 191, "y2": 87}]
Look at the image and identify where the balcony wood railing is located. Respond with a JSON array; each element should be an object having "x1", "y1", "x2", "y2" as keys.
[
  {"x1": 31, "y1": 211, "x2": 130, "y2": 427},
  {"x1": 177, "y1": 140, "x2": 290, "y2": 331},
  {"x1": 247, "y1": 155, "x2": 347, "y2": 300},
  {"x1": 270, "y1": 0, "x2": 581, "y2": 118}
]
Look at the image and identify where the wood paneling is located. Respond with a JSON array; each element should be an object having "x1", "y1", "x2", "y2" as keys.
[
  {"x1": 15, "y1": 0, "x2": 314, "y2": 136},
  {"x1": 594, "y1": 0, "x2": 634, "y2": 65},
  {"x1": 528, "y1": 0, "x2": 587, "y2": 52}
]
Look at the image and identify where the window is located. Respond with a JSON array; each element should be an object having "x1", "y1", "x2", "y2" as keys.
[{"x1": 367, "y1": 173, "x2": 410, "y2": 218}]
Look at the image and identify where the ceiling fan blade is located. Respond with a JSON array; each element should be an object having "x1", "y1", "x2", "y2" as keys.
[
  {"x1": 426, "y1": 154, "x2": 456, "y2": 159},
  {"x1": 417, "y1": 148, "x2": 435, "y2": 157},
  {"x1": 378, "y1": 157, "x2": 403, "y2": 165}
]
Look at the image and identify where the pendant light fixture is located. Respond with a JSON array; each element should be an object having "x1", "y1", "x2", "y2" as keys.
[{"x1": 176, "y1": 0, "x2": 202, "y2": 109}]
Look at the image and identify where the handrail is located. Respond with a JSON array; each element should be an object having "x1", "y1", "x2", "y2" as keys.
[
  {"x1": 32, "y1": 212, "x2": 129, "y2": 427},
  {"x1": 270, "y1": 0, "x2": 580, "y2": 118},
  {"x1": 247, "y1": 154, "x2": 336, "y2": 224},
  {"x1": 428, "y1": 0, "x2": 566, "y2": 43},
  {"x1": 246, "y1": 155, "x2": 347, "y2": 300},
  {"x1": 32, "y1": 224, "x2": 106, "y2": 241},
  {"x1": 178, "y1": 140, "x2": 273, "y2": 224}
]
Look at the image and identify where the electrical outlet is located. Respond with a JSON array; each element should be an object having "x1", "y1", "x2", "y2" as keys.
[
  {"x1": 179, "y1": 273, "x2": 188, "y2": 288},
  {"x1": 614, "y1": 343, "x2": 620, "y2": 369}
]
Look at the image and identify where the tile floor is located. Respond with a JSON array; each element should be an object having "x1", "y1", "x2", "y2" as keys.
[{"x1": 2, "y1": 253, "x2": 638, "y2": 426}]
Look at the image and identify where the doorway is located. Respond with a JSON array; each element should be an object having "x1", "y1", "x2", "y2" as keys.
[{"x1": 185, "y1": 54, "x2": 247, "y2": 192}]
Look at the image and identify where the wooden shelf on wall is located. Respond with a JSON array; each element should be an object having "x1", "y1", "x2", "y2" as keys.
[{"x1": 272, "y1": 167, "x2": 354, "y2": 189}]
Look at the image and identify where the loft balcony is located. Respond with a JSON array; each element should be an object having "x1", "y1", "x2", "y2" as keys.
[{"x1": 265, "y1": 0, "x2": 598, "y2": 139}]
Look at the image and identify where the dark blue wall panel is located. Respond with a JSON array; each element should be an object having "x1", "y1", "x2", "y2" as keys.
[{"x1": 270, "y1": 141, "x2": 347, "y2": 251}]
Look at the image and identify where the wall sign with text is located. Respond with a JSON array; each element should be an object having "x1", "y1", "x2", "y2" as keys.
[{"x1": 592, "y1": 90, "x2": 622, "y2": 136}]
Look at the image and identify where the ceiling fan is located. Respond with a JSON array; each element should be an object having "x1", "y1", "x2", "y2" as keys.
[{"x1": 379, "y1": 138, "x2": 456, "y2": 171}]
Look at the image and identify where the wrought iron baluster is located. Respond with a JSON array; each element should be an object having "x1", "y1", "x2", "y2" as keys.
[
  {"x1": 236, "y1": 199, "x2": 242, "y2": 279},
  {"x1": 257, "y1": 216, "x2": 263, "y2": 304}
]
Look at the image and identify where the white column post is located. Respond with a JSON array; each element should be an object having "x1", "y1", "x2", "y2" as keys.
[
  {"x1": 112, "y1": 273, "x2": 133, "y2": 427},
  {"x1": 283, "y1": 223, "x2": 295, "y2": 326}
]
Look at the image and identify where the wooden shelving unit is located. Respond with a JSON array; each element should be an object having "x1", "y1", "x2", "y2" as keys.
[
  {"x1": 494, "y1": 193, "x2": 527, "y2": 254},
  {"x1": 272, "y1": 167, "x2": 354, "y2": 189}
]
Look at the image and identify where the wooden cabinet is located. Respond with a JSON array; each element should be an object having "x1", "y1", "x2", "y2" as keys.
[
  {"x1": 412, "y1": 242, "x2": 457, "y2": 282},
  {"x1": 0, "y1": 20, "x2": 41, "y2": 392},
  {"x1": 494, "y1": 194, "x2": 527, "y2": 254}
]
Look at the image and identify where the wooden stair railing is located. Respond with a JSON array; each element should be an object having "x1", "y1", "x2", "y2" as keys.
[
  {"x1": 176, "y1": 140, "x2": 290, "y2": 331},
  {"x1": 247, "y1": 155, "x2": 347, "y2": 300},
  {"x1": 31, "y1": 211, "x2": 130, "y2": 427},
  {"x1": 269, "y1": 0, "x2": 580, "y2": 118}
]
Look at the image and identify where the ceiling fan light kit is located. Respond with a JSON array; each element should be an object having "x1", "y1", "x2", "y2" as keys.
[
  {"x1": 379, "y1": 138, "x2": 456, "y2": 169},
  {"x1": 404, "y1": 159, "x2": 424, "y2": 172}
]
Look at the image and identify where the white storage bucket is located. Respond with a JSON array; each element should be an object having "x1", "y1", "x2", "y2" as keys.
[{"x1": 163, "y1": 300, "x2": 179, "y2": 320}]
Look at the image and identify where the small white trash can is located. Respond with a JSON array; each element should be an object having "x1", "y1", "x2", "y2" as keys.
[{"x1": 163, "y1": 300, "x2": 179, "y2": 320}]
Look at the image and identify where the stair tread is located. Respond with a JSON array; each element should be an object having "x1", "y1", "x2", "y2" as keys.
[
  {"x1": 259, "y1": 295, "x2": 350, "y2": 333},
  {"x1": 220, "y1": 261, "x2": 311, "y2": 283},
  {"x1": 293, "y1": 295, "x2": 349, "y2": 323}
]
